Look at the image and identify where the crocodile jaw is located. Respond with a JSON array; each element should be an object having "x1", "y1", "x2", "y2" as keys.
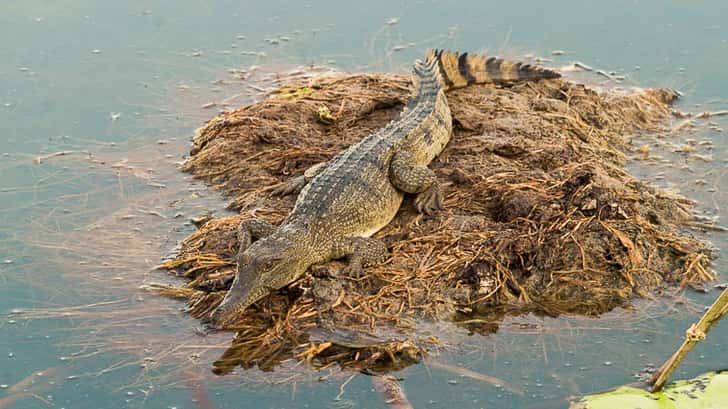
[
  {"x1": 208, "y1": 272, "x2": 268, "y2": 328},
  {"x1": 208, "y1": 231, "x2": 313, "y2": 328}
]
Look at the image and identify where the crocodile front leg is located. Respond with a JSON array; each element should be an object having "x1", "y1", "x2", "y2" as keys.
[
  {"x1": 237, "y1": 218, "x2": 276, "y2": 253},
  {"x1": 331, "y1": 237, "x2": 390, "y2": 278},
  {"x1": 270, "y1": 162, "x2": 328, "y2": 196},
  {"x1": 389, "y1": 150, "x2": 443, "y2": 215}
]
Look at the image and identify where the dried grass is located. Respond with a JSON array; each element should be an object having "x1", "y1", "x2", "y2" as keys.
[{"x1": 151, "y1": 72, "x2": 714, "y2": 374}]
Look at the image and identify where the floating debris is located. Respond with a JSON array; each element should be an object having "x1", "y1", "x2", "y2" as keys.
[
  {"x1": 190, "y1": 214, "x2": 213, "y2": 227},
  {"x1": 574, "y1": 61, "x2": 594, "y2": 71},
  {"x1": 573, "y1": 371, "x2": 728, "y2": 408},
  {"x1": 34, "y1": 150, "x2": 81, "y2": 164},
  {"x1": 671, "y1": 119, "x2": 694, "y2": 133},
  {"x1": 595, "y1": 70, "x2": 614, "y2": 79},
  {"x1": 695, "y1": 110, "x2": 728, "y2": 119}
]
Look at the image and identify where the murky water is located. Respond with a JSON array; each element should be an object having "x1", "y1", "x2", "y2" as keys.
[{"x1": 1, "y1": 1, "x2": 727, "y2": 408}]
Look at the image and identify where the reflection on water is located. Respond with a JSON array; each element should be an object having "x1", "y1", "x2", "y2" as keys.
[{"x1": 1, "y1": 1, "x2": 727, "y2": 408}]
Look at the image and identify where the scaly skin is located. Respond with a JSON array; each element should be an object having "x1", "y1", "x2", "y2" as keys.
[{"x1": 208, "y1": 50, "x2": 560, "y2": 328}]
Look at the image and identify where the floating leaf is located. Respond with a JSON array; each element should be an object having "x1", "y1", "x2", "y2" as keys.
[{"x1": 570, "y1": 371, "x2": 728, "y2": 409}]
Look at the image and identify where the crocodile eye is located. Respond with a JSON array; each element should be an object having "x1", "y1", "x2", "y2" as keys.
[{"x1": 237, "y1": 253, "x2": 252, "y2": 266}]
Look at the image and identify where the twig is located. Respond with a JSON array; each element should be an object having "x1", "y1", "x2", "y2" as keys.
[
  {"x1": 682, "y1": 221, "x2": 728, "y2": 232},
  {"x1": 649, "y1": 288, "x2": 728, "y2": 392},
  {"x1": 573, "y1": 61, "x2": 594, "y2": 72},
  {"x1": 427, "y1": 360, "x2": 525, "y2": 395},
  {"x1": 695, "y1": 110, "x2": 728, "y2": 119},
  {"x1": 595, "y1": 70, "x2": 614, "y2": 80},
  {"x1": 34, "y1": 151, "x2": 86, "y2": 164},
  {"x1": 334, "y1": 373, "x2": 356, "y2": 401}
]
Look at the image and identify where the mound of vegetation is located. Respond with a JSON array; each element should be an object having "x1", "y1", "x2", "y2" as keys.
[{"x1": 151, "y1": 71, "x2": 713, "y2": 374}]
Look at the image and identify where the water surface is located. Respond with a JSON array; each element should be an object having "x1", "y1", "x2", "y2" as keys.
[{"x1": 1, "y1": 1, "x2": 727, "y2": 408}]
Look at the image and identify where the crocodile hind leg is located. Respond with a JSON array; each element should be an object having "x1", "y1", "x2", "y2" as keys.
[
  {"x1": 199, "y1": 219, "x2": 276, "y2": 292},
  {"x1": 331, "y1": 237, "x2": 390, "y2": 278},
  {"x1": 270, "y1": 162, "x2": 328, "y2": 196},
  {"x1": 389, "y1": 150, "x2": 443, "y2": 215}
]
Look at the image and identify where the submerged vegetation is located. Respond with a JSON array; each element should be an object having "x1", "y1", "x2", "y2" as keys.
[{"x1": 149, "y1": 70, "x2": 716, "y2": 374}]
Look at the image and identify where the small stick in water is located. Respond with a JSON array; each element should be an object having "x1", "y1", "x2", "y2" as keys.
[
  {"x1": 695, "y1": 110, "x2": 728, "y2": 119},
  {"x1": 573, "y1": 61, "x2": 594, "y2": 71},
  {"x1": 649, "y1": 288, "x2": 728, "y2": 392},
  {"x1": 34, "y1": 151, "x2": 80, "y2": 164},
  {"x1": 427, "y1": 360, "x2": 525, "y2": 395}
]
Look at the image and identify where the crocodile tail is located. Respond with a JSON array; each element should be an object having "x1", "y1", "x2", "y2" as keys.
[{"x1": 425, "y1": 49, "x2": 561, "y2": 91}]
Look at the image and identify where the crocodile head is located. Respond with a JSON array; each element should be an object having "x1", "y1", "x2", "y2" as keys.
[{"x1": 208, "y1": 232, "x2": 310, "y2": 328}]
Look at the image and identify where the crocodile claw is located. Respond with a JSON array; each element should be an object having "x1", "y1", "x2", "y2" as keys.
[
  {"x1": 341, "y1": 260, "x2": 364, "y2": 279},
  {"x1": 195, "y1": 274, "x2": 234, "y2": 292},
  {"x1": 414, "y1": 184, "x2": 443, "y2": 216},
  {"x1": 270, "y1": 176, "x2": 306, "y2": 197}
]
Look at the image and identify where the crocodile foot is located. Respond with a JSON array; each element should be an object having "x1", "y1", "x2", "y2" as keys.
[
  {"x1": 414, "y1": 184, "x2": 443, "y2": 215},
  {"x1": 194, "y1": 318, "x2": 220, "y2": 336},
  {"x1": 341, "y1": 260, "x2": 364, "y2": 279},
  {"x1": 195, "y1": 274, "x2": 234, "y2": 292},
  {"x1": 310, "y1": 264, "x2": 338, "y2": 279},
  {"x1": 270, "y1": 175, "x2": 306, "y2": 196}
]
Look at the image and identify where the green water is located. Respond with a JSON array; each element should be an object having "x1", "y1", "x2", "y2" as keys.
[{"x1": 1, "y1": 1, "x2": 727, "y2": 408}]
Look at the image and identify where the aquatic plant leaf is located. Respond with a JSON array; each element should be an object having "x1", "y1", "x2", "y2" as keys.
[{"x1": 570, "y1": 371, "x2": 728, "y2": 409}]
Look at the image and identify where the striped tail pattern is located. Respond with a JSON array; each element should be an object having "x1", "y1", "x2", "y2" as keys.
[{"x1": 425, "y1": 49, "x2": 561, "y2": 91}]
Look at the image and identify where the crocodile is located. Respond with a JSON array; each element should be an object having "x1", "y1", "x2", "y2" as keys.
[{"x1": 207, "y1": 49, "x2": 561, "y2": 328}]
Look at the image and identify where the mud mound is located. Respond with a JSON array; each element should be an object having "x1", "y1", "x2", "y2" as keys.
[{"x1": 151, "y1": 72, "x2": 714, "y2": 374}]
